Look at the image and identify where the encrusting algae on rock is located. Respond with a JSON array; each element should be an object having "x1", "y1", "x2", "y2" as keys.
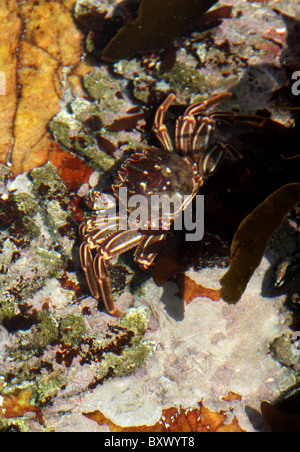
[
  {"x1": 1, "y1": 0, "x2": 300, "y2": 432},
  {"x1": 0, "y1": 155, "x2": 156, "y2": 431}
]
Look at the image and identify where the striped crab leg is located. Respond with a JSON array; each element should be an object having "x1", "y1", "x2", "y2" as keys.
[
  {"x1": 80, "y1": 227, "x2": 144, "y2": 317},
  {"x1": 153, "y1": 93, "x2": 176, "y2": 152},
  {"x1": 175, "y1": 93, "x2": 232, "y2": 155}
]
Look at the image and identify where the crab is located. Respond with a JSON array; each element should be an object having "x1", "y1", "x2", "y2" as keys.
[{"x1": 79, "y1": 92, "x2": 267, "y2": 317}]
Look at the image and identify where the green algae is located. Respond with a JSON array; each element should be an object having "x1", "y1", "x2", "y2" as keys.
[
  {"x1": 11, "y1": 193, "x2": 39, "y2": 217},
  {"x1": 30, "y1": 162, "x2": 76, "y2": 258},
  {"x1": 0, "y1": 238, "x2": 18, "y2": 274},
  {"x1": 49, "y1": 93, "x2": 115, "y2": 172},
  {"x1": 75, "y1": 142, "x2": 115, "y2": 172},
  {"x1": 99, "y1": 339, "x2": 155, "y2": 377},
  {"x1": 0, "y1": 304, "x2": 156, "y2": 432},
  {"x1": 97, "y1": 307, "x2": 155, "y2": 378},
  {"x1": 120, "y1": 306, "x2": 149, "y2": 338},
  {"x1": 83, "y1": 69, "x2": 124, "y2": 111},
  {"x1": 31, "y1": 310, "x2": 59, "y2": 350},
  {"x1": 0, "y1": 163, "x2": 75, "y2": 328},
  {"x1": 50, "y1": 110, "x2": 83, "y2": 149},
  {"x1": 30, "y1": 162, "x2": 69, "y2": 202},
  {"x1": 44, "y1": 200, "x2": 70, "y2": 231},
  {"x1": 59, "y1": 314, "x2": 86, "y2": 346},
  {"x1": 0, "y1": 293, "x2": 19, "y2": 323},
  {"x1": 38, "y1": 250, "x2": 64, "y2": 278},
  {"x1": 20, "y1": 217, "x2": 40, "y2": 240},
  {"x1": 0, "y1": 272, "x2": 45, "y2": 324},
  {"x1": 161, "y1": 62, "x2": 205, "y2": 94}
]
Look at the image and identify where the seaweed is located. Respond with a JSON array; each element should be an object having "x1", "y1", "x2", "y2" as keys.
[
  {"x1": 220, "y1": 183, "x2": 300, "y2": 303},
  {"x1": 83, "y1": 401, "x2": 245, "y2": 432},
  {"x1": 102, "y1": 0, "x2": 218, "y2": 62}
]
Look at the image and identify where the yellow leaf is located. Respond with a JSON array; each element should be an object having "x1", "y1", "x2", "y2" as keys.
[{"x1": 0, "y1": 0, "x2": 85, "y2": 177}]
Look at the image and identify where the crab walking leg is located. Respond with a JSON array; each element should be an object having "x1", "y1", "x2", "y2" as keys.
[
  {"x1": 200, "y1": 142, "x2": 228, "y2": 176},
  {"x1": 183, "y1": 92, "x2": 232, "y2": 118},
  {"x1": 101, "y1": 229, "x2": 144, "y2": 260},
  {"x1": 80, "y1": 242, "x2": 101, "y2": 300},
  {"x1": 175, "y1": 93, "x2": 231, "y2": 155},
  {"x1": 94, "y1": 254, "x2": 124, "y2": 317},
  {"x1": 175, "y1": 114, "x2": 197, "y2": 155},
  {"x1": 176, "y1": 116, "x2": 215, "y2": 156},
  {"x1": 93, "y1": 230, "x2": 144, "y2": 316},
  {"x1": 134, "y1": 233, "x2": 167, "y2": 270},
  {"x1": 153, "y1": 93, "x2": 176, "y2": 152},
  {"x1": 190, "y1": 117, "x2": 215, "y2": 152},
  {"x1": 80, "y1": 228, "x2": 145, "y2": 316},
  {"x1": 210, "y1": 112, "x2": 268, "y2": 127}
]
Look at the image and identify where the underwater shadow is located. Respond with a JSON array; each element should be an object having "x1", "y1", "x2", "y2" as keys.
[
  {"x1": 160, "y1": 281, "x2": 185, "y2": 321},
  {"x1": 245, "y1": 405, "x2": 271, "y2": 432},
  {"x1": 71, "y1": 239, "x2": 90, "y2": 299}
]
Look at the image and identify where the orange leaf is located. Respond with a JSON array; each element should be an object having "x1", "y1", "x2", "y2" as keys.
[
  {"x1": 0, "y1": 389, "x2": 44, "y2": 425},
  {"x1": 49, "y1": 143, "x2": 93, "y2": 192},
  {"x1": 83, "y1": 401, "x2": 245, "y2": 432},
  {"x1": 221, "y1": 391, "x2": 242, "y2": 402},
  {"x1": 197, "y1": 404, "x2": 226, "y2": 431},
  {"x1": 176, "y1": 274, "x2": 221, "y2": 304},
  {"x1": 216, "y1": 416, "x2": 245, "y2": 432}
]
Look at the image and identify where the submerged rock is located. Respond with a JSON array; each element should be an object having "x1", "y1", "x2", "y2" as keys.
[{"x1": 1, "y1": 0, "x2": 300, "y2": 433}]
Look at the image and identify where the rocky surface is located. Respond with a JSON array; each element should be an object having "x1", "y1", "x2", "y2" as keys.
[{"x1": 0, "y1": 0, "x2": 300, "y2": 432}]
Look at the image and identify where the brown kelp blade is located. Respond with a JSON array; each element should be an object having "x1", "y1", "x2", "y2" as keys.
[
  {"x1": 102, "y1": 0, "x2": 218, "y2": 62},
  {"x1": 220, "y1": 183, "x2": 300, "y2": 303}
]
